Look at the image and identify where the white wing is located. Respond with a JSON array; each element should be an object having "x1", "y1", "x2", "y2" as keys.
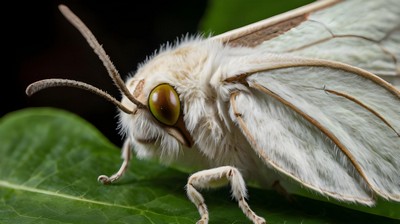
[
  {"x1": 214, "y1": 0, "x2": 400, "y2": 86},
  {"x1": 227, "y1": 58, "x2": 400, "y2": 218}
]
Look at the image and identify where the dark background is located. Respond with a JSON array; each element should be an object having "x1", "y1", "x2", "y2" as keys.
[
  {"x1": 5, "y1": 1, "x2": 208, "y2": 147},
  {"x1": 5, "y1": 1, "x2": 312, "y2": 148}
]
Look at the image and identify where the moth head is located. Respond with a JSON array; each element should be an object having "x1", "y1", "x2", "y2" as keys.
[
  {"x1": 119, "y1": 75, "x2": 194, "y2": 160},
  {"x1": 25, "y1": 4, "x2": 194, "y2": 161},
  {"x1": 119, "y1": 36, "x2": 218, "y2": 159}
]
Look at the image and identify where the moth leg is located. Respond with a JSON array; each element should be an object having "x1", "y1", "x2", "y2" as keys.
[
  {"x1": 98, "y1": 139, "x2": 131, "y2": 184},
  {"x1": 186, "y1": 166, "x2": 266, "y2": 224}
]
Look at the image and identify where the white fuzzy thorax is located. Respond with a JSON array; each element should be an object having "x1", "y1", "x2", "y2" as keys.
[
  {"x1": 28, "y1": 2, "x2": 400, "y2": 222},
  {"x1": 118, "y1": 34, "x2": 400, "y2": 208},
  {"x1": 119, "y1": 37, "x2": 270, "y2": 180}
]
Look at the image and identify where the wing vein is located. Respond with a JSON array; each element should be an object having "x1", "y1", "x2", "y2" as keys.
[
  {"x1": 324, "y1": 88, "x2": 400, "y2": 137},
  {"x1": 249, "y1": 83, "x2": 374, "y2": 191}
]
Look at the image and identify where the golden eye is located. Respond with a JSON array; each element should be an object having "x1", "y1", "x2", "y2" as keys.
[{"x1": 148, "y1": 84, "x2": 181, "y2": 126}]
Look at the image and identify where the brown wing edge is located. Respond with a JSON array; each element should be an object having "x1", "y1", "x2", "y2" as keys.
[
  {"x1": 212, "y1": 0, "x2": 342, "y2": 47},
  {"x1": 227, "y1": 59, "x2": 400, "y2": 202},
  {"x1": 224, "y1": 59, "x2": 400, "y2": 98},
  {"x1": 229, "y1": 91, "x2": 375, "y2": 204}
]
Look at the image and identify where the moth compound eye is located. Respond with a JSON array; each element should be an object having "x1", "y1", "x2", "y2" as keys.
[{"x1": 148, "y1": 84, "x2": 181, "y2": 126}]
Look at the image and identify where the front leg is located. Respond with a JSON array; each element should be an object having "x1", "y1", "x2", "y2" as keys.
[
  {"x1": 186, "y1": 166, "x2": 266, "y2": 224},
  {"x1": 98, "y1": 139, "x2": 131, "y2": 184}
]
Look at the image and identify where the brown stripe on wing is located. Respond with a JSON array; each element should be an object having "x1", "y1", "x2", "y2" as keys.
[
  {"x1": 226, "y1": 15, "x2": 306, "y2": 47},
  {"x1": 212, "y1": 0, "x2": 341, "y2": 48}
]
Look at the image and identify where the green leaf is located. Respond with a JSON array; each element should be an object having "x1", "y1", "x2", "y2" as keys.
[
  {"x1": 1, "y1": 108, "x2": 399, "y2": 223},
  {"x1": 0, "y1": 108, "x2": 196, "y2": 224}
]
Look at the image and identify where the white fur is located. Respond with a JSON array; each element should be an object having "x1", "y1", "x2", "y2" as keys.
[
  {"x1": 117, "y1": 32, "x2": 400, "y2": 219},
  {"x1": 119, "y1": 38, "x2": 266, "y2": 174},
  {"x1": 31, "y1": 1, "x2": 400, "y2": 223},
  {"x1": 116, "y1": 0, "x2": 400, "y2": 221}
]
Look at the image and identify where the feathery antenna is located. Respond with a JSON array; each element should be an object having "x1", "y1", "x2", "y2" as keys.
[{"x1": 26, "y1": 4, "x2": 146, "y2": 113}]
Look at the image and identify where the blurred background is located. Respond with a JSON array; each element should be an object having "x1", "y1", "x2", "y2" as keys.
[{"x1": 4, "y1": 0, "x2": 312, "y2": 147}]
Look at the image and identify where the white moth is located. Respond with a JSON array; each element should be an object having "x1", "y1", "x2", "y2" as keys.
[{"x1": 27, "y1": 0, "x2": 400, "y2": 223}]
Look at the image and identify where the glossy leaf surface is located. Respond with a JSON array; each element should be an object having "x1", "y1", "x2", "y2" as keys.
[{"x1": 1, "y1": 108, "x2": 398, "y2": 223}]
